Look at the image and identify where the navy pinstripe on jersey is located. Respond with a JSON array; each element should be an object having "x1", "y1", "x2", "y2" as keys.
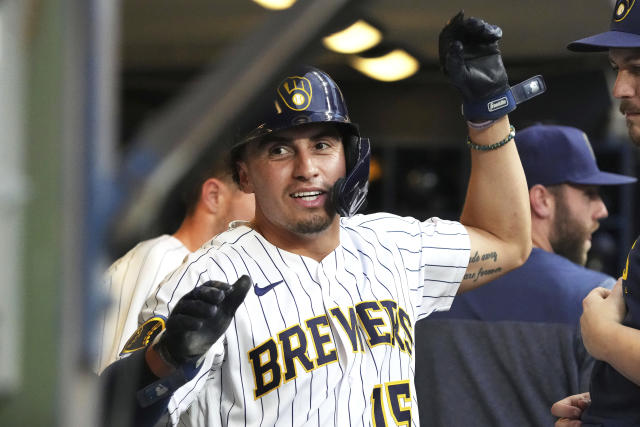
[{"x1": 134, "y1": 213, "x2": 470, "y2": 426}]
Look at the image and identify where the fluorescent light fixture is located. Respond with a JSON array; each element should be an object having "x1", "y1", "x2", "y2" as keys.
[
  {"x1": 350, "y1": 49, "x2": 420, "y2": 82},
  {"x1": 252, "y1": 0, "x2": 297, "y2": 10},
  {"x1": 322, "y1": 20, "x2": 382, "y2": 54}
]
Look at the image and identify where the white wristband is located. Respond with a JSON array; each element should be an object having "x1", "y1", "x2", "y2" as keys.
[{"x1": 466, "y1": 119, "x2": 498, "y2": 130}]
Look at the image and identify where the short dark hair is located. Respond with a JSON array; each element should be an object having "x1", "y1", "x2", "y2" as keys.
[
  {"x1": 154, "y1": 149, "x2": 236, "y2": 236},
  {"x1": 182, "y1": 150, "x2": 235, "y2": 216},
  {"x1": 544, "y1": 183, "x2": 565, "y2": 197},
  {"x1": 230, "y1": 143, "x2": 246, "y2": 185}
]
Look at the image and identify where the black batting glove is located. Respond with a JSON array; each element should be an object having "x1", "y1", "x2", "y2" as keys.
[
  {"x1": 154, "y1": 275, "x2": 252, "y2": 368},
  {"x1": 439, "y1": 11, "x2": 514, "y2": 121}
]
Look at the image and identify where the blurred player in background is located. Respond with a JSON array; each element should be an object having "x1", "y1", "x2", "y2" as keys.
[
  {"x1": 101, "y1": 12, "x2": 539, "y2": 426},
  {"x1": 416, "y1": 124, "x2": 635, "y2": 427},
  {"x1": 96, "y1": 151, "x2": 254, "y2": 373},
  {"x1": 552, "y1": 1, "x2": 640, "y2": 425}
]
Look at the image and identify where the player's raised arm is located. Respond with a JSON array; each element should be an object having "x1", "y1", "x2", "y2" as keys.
[{"x1": 439, "y1": 11, "x2": 532, "y2": 293}]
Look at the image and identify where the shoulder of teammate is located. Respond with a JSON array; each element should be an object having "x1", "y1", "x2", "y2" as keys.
[
  {"x1": 545, "y1": 251, "x2": 617, "y2": 292},
  {"x1": 106, "y1": 234, "x2": 184, "y2": 275}
]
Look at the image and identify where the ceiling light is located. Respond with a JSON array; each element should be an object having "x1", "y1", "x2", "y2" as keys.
[
  {"x1": 350, "y1": 49, "x2": 420, "y2": 82},
  {"x1": 322, "y1": 20, "x2": 382, "y2": 54},
  {"x1": 252, "y1": 0, "x2": 297, "y2": 10}
]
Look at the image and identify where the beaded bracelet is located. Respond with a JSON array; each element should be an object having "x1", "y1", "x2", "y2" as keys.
[{"x1": 467, "y1": 125, "x2": 515, "y2": 151}]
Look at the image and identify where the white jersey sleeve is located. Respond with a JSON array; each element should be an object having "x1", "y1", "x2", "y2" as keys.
[
  {"x1": 97, "y1": 235, "x2": 189, "y2": 373},
  {"x1": 341, "y1": 213, "x2": 470, "y2": 320}
]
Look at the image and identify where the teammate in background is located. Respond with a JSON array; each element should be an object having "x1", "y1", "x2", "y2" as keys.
[
  {"x1": 415, "y1": 124, "x2": 635, "y2": 427},
  {"x1": 102, "y1": 13, "x2": 535, "y2": 426},
  {"x1": 552, "y1": 1, "x2": 640, "y2": 425},
  {"x1": 96, "y1": 152, "x2": 255, "y2": 373}
]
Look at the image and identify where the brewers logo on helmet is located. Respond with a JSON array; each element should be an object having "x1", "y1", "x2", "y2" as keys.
[{"x1": 278, "y1": 76, "x2": 312, "y2": 111}]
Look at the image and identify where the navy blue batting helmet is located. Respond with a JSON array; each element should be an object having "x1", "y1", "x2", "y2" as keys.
[
  {"x1": 241, "y1": 67, "x2": 359, "y2": 143},
  {"x1": 234, "y1": 66, "x2": 370, "y2": 217}
]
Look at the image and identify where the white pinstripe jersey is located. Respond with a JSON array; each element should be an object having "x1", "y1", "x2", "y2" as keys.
[
  {"x1": 140, "y1": 213, "x2": 470, "y2": 426},
  {"x1": 97, "y1": 235, "x2": 190, "y2": 373}
]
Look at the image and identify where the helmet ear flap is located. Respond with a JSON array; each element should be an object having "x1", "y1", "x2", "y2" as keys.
[
  {"x1": 344, "y1": 134, "x2": 360, "y2": 173},
  {"x1": 331, "y1": 137, "x2": 371, "y2": 217}
]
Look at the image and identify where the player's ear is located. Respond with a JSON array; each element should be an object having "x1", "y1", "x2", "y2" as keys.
[
  {"x1": 236, "y1": 160, "x2": 254, "y2": 193},
  {"x1": 529, "y1": 184, "x2": 554, "y2": 219},
  {"x1": 200, "y1": 178, "x2": 223, "y2": 214}
]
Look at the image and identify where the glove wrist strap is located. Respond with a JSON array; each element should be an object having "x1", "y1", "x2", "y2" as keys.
[
  {"x1": 462, "y1": 89, "x2": 516, "y2": 121},
  {"x1": 462, "y1": 75, "x2": 546, "y2": 121},
  {"x1": 137, "y1": 360, "x2": 203, "y2": 407}
]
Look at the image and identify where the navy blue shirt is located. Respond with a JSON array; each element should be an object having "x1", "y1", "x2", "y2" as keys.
[
  {"x1": 415, "y1": 248, "x2": 615, "y2": 427},
  {"x1": 583, "y1": 236, "x2": 640, "y2": 427}
]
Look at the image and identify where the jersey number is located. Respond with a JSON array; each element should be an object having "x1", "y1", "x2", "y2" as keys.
[{"x1": 371, "y1": 380, "x2": 411, "y2": 426}]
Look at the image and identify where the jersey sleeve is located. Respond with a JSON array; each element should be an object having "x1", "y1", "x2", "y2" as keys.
[
  {"x1": 346, "y1": 213, "x2": 470, "y2": 320},
  {"x1": 131, "y1": 246, "x2": 239, "y2": 423},
  {"x1": 411, "y1": 217, "x2": 470, "y2": 319}
]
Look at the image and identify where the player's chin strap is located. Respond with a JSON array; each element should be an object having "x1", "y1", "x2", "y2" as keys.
[
  {"x1": 462, "y1": 75, "x2": 547, "y2": 121},
  {"x1": 331, "y1": 137, "x2": 371, "y2": 217}
]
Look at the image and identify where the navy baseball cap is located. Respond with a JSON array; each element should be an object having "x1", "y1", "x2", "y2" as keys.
[
  {"x1": 568, "y1": 0, "x2": 640, "y2": 51},
  {"x1": 516, "y1": 124, "x2": 637, "y2": 187}
]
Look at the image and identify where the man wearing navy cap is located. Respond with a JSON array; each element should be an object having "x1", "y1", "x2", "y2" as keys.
[
  {"x1": 568, "y1": 0, "x2": 640, "y2": 147},
  {"x1": 416, "y1": 124, "x2": 635, "y2": 427},
  {"x1": 552, "y1": 2, "x2": 640, "y2": 426}
]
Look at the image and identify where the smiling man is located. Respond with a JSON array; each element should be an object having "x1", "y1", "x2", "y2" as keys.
[
  {"x1": 237, "y1": 123, "x2": 347, "y2": 257},
  {"x1": 101, "y1": 13, "x2": 536, "y2": 427}
]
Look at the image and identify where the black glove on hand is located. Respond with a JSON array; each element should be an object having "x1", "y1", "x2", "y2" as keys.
[
  {"x1": 439, "y1": 11, "x2": 514, "y2": 121},
  {"x1": 154, "y1": 275, "x2": 252, "y2": 367}
]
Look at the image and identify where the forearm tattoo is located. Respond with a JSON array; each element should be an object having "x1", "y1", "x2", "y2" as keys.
[{"x1": 463, "y1": 250, "x2": 502, "y2": 282}]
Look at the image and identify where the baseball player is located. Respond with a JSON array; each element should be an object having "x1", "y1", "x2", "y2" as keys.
[
  {"x1": 97, "y1": 152, "x2": 255, "y2": 373},
  {"x1": 551, "y1": 1, "x2": 640, "y2": 425},
  {"x1": 102, "y1": 12, "x2": 537, "y2": 426}
]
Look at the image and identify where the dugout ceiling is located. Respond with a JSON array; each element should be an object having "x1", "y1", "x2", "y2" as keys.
[
  {"x1": 120, "y1": 0, "x2": 616, "y2": 147},
  {"x1": 122, "y1": 0, "x2": 611, "y2": 69}
]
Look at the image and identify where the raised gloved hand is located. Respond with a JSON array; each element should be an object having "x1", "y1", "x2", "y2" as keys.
[
  {"x1": 439, "y1": 11, "x2": 514, "y2": 122},
  {"x1": 154, "y1": 275, "x2": 252, "y2": 367}
]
